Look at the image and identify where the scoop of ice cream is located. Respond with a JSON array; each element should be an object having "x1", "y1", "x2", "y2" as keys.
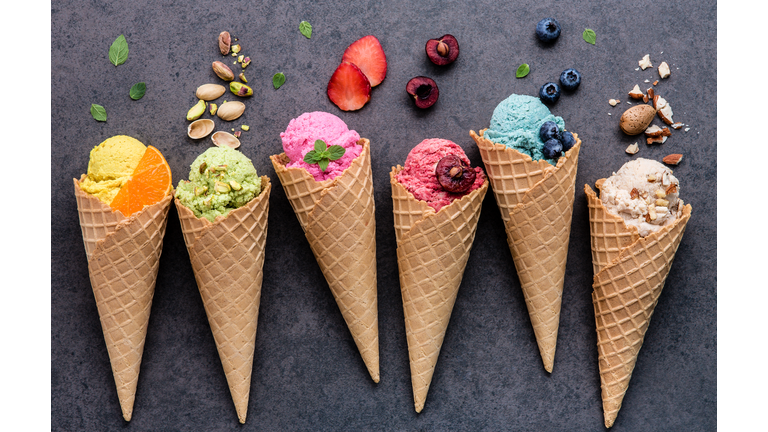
[
  {"x1": 599, "y1": 158, "x2": 684, "y2": 237},
  {"x1": 79, "y1": 135, "x2": 147, "y2": 204},
  {"x1": 396, "y1": 138, "x2": 486, "y2": 212},
  {"x1": 280, "y1": 111, "x2": 362, "y2": 181},
  {"x1": 175, "y1": 147, "x2": 262, "y2": 222},
  {"x1": 483, "y1": 94, "x2": 565, "y2": 165}
]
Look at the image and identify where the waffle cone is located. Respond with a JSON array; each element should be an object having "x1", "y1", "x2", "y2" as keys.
[
  {"x1": 74, "y1": 176, "x2": 172, "y2": 421},
  {"x1": 270, "y1": 139, "x2": 379, "y2": 383},
  {"x1": 471, "y1": 129, "x2": 581, "y2": 372},
  {"x1": 174, "y1": 177, "x2": 271, "y2": 424},
  {"x1": 390, "y1": 166, "x2": 488, "y2": 413},
  {"x1": 585, "y1": 183, "x2": 692, "y2": 428}
]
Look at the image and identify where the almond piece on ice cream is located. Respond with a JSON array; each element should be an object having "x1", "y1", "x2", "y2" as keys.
[
  {"x1": 639, "y1": 54, "x2": 653, "y2": 70},
  {"x1": 658, "y1": 61, "x2": 671, "y2": 79},
  {"x1": 629, "y1": 84, "x2": 645, "y2": 99}
]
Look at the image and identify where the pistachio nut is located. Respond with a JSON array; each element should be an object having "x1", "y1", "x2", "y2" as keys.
[
  {"x1": 209, "y1": 103, "x2": 218, "y2": 116},
  {"x1": 199, "y1": 162, "x2": 208, "y2": 174},
  {"x1": 234, "y1": 130, "x2": 242, "y2": 138},
  {"x1": 241, "y1": 57, "x2": 251, "y2": 68},
  {"x1": 186, "y1": 99, "x2": 206, "y2": 121},
  {"x1": 211, "y1": 131, "x2": 241, "y2": 149},
  {"x1": 195, "y1": 83, "x2": 226, "y2": 101},
  {"x1": 212, "y1": 61, "x2": 235, "y2": 81},
  {"x1": 241, "y1": 125, "x2": 250, "y2": 131},
  {"x1": 238, "y1": 73, "x2": 247, "y2": 83},
  {"x1": 229, "y1": 180, "x2": 242, "y2": 191},
  {"x1": 216, "y1": 101, "x2": 245, "y2": 121},
  {"x1": 237, "y1": 55, "x2": 244, "y2": 63},
  {"x1": 218, "y1": 31, "x2": 231, "y2": 55},
  {"x1": 194, "y1": 186, "x2": 208, "y2": 196},
  {"x1": 214, "y1": 180, "x2": 231, "y2": 193},
  {"x1": 230, "y1": 82, "x2": 253, "y2": 97},
  {"x1": 187, "y1": 119, "x2": 215, "y2": 139},
  {"x1": 231, "y1": 44, "x2": 241, "y2": 54}
]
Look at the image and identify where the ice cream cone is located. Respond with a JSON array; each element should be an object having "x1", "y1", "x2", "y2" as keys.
[
  {"x1": 270, "y1": 139, "x2": 379, "y2": 383},
  {"x1": 585, "y1": 183, "x2": 692, "y2": 428},
  {"x1": 470, "y1": 129, "x2": 581, "y2": 372},
  {"x1": 174, "y1": 177, "x2": 271, "y2": 424},
  {"x1": 390, "y1": 166, "x2": 488, "y2": 413},
  {"x1": 74, "y1": 176, "x2": 172, "y2": 421}
]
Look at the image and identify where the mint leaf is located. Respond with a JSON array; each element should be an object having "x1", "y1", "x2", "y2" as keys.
[
  {"x1": 90, "y1": 104, "x2": 107, "y2": 122},
  {"x1": 109, "y1": 34, "x2": 129, "y2": 66},
  {"x1": 129, "y1": 82, "x2": 146, "y2": 100},
  {"x1": 314, "y1": 139, "x2": 326, "y2": 153},
  {"x1": 583, "y1": 29, "x2": 596, "y2": 45},
  {"x1": 273, "y1": 72, "x2": 286, "y2": 89},
  {"x1": 304, "y1": 150, "x2": 322, "y2": 164},
  {"x1": 516, "y1": 64, "x2": 530, "y2": 78},
  {"x1": 327, "y1": 145, "x2": 345, "y2": 161},
  {"x1": 299, "y1": 21, "x2": 312, "y2": 39},
  {"x1": 318, "y1": 158, "x2": 329, "y2": 172}
]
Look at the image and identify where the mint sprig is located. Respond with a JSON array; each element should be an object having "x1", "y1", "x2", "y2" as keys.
[{"x1": 303, "y1": 139, "x2": 345, "y2": 172}]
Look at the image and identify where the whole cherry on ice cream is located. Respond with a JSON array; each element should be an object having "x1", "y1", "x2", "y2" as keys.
[
  {"x1": 425, "y1": 34, "x2": 459, "y2": 66},
  {"x1": 406, "y1": 76, "x2": 439, "y2": 109},
  {"x1": 327, "y1": 61, "x2": 372, "y2": 111},
  {"x1": 435, "y1": 154, "x2": 476, "y2": 193}
]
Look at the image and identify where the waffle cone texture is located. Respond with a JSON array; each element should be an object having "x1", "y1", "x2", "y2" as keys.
[
  {"x1": 74, "y1": 176, "x2": 173, "y2": 421},
  {"x1": 270, "y1": 139, "x2": 379, "y2": 383},
  {"x1": 174, "y1": 176, "x2": 271, "y2": 424},
  {"x1": 390, "y1": 166, "x2": 488, "y2": 413},
  {"x1": 585, "y1": 183, "x2": 692, "y2": 428},
  {"x1": 470, "y1": 129, "x2": 581, "y2": 372}
]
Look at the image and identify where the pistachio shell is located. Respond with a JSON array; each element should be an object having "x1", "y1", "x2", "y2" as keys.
[
  {"x1": 211, "y1": 131, "x2": 241, "y2": 149},
  {"x1": 619, "y1": 104, "x2": 657, "y2": 135},
  {"x1": 195, "y1": 84, "x2": 226, "y2": 101},
  {"x1": 187, "y1": 119, "x2": 215, "y2": 139},
  {"x1": 216, "y1": 101, "x2": 245, "y2": 121}
]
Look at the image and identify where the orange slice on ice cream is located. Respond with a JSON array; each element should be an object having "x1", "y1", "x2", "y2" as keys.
[{"x1": 110, "y1": 146, "x2": 172, "y2": 216}]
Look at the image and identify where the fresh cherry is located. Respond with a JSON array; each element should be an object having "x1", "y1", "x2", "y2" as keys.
[
  {"x1": 435, "y1": 154, "x2": 476, "y2": 193},
  {"x1": 406, "y1": 76, "x2": 439, "y2": 109},
  {"x1": 425, "y1": 34, "x2": 460, "y2": 66}
]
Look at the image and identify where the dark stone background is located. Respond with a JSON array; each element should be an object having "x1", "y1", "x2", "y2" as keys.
[{"x1": 51, "y1": 1, "x2": 716, "y2": 430}]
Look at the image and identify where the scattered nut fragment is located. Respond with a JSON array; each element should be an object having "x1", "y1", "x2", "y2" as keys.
[
  {"x1": 646, "y1": 135, "x2": 667, "y2": 145},
  {"x1": 234, "y1": 130, "x2": 242, "y2": 138},
  {"x1": 645, "y1": 125, "x2": 672, "y2": 138},
  {"x1": 626, "y1": 143, "x2": 639, "y2": 155},
  {"x1": 241, "y1": 57, "x2": 251, "y2": 68},
  {"x1": 239, "y1": 73, "x2": 247, "y2": 83},
  {"x1": 630, "y1": 187, "x2": 640, "y2": 199},
  {"x1": 671, "y1": 122, "x2": 684, "y2": 129},
  {"x1": 647, "y1": 174, "x2": 657, "y2": 182},
  {"x1": 662, "y1": 154, "x2": 683, "y2": 165},
  {"x1": 653, "y1": 80, "x2": 659, "y2": 86},
  {"x1": 655, "y1": 189, "x2": 667, "y2": 199},
  {"x1": 237, "y1": 55, "x2": 244, "y2": 63},
  {"x1": 629, "y1": 84, "x2": 645, "y2": 99},
  {"x1": 195, "y1": 83, "x2": 227, "y2": 101},
  {"x1": 648, "y1": 206, "x2": 657, "y2": 221},
  {"x1": 212, "y1": 61, "x2": 235, "y2": 81},
  {"x1": 639, "y1": 54, "x2": 652, "y2": 70},
  {"x1": 609, "y1": 99, "x2": 620, "y2": 106},
  {"x1": 656, "y1": 198, "x2": 670, "y2": 207},
  {"x1": 218, "y1": 31, "x2": 231, "y2": 55},
  {"x1": 647, "y1": 88, "x2": 655, "y2": 100},
  {"x1": 209, "y1": 103, "x2": 218, "y2": 116},
  {"x1": 658, "y1": 61, "x2": 671, "y2": 79},
  {"x1": 666, "y1": 183, "x2": 678, "y2": 194},
  {"x1": 231, "y1": 44, "x2": 241, "y2": 54},
  {"x1": 653, "y1": 95, "x2": 674, "y2": 124}
]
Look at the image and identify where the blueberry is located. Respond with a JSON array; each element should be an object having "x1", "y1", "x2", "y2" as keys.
[
  {"x1": 539, "y1": 82, "x2": 561, "y2": 104},
  {"x1": 535, "y1": 18, "x2": 561, "y2": 42},
  {"x1": 560, "y1": 130, "x2": 576, "y2": 151},
  {"x1": 539, "y1": 121, "x2": 560, "y2": 142},
  {"x1": 542, "y1": 138, "x2": 563, "y2": 159},
  {"x1": 559, "y1": 68, "x2": 581, "y2": 91}
]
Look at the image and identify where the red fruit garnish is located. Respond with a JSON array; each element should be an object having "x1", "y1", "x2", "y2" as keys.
[
  {"x1": 327, "y1": 61, "x2": 372, "y2": 111},
  {"x1": 341, "y1": 35, "x2": 387, "y2": 87}
]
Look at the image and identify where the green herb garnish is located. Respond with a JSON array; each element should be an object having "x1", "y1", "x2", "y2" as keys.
[
  {"x1": 90, "y1": 104, "x2": 107, "y2": 122},
  {"x1": 108, "y1": 34, "x2": 129, "y2": 66},
  {"x1": 583, "y1": 29, "x2": 596, "y2": 45},
  {"x1": 516, "y1": 64, "x2": 530, "y2": 78},
  {"x1": 129, "y1": 82, "x2": 146, "y2": 100},
  {"x1": 273, "y1": 72, "x2": 286, "y2": 89},
  {"x1": 299, "y1": 21, "x2": 312, "y2": 39},
  {"x1": 303, "y1": 139, "x2": 345, "y2": 172}
]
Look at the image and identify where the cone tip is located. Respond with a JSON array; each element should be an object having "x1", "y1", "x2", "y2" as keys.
[{"x1": 122, "y1": 411, "x2": 132, "y2": 422}]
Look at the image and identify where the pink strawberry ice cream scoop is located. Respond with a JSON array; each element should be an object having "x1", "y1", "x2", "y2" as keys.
[
  {"x1": 280, "y1": 111, "x2": 363, "y2": 181},
  {"x1": 396, "y1": 138, "x2": 486, "y2": 212}
]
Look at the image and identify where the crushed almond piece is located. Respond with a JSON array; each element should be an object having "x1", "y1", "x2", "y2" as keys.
[
  {"x1": 662, "y1": 154, "x2": 683, "y2": 165},
  {"x1": 648, "y1": 207, "x2": 657, "y2": 221},
  {"x1": 647, "y1": 174, "x2": 657, "y2": 182},
  {"x1": 655, "y1": 189, "x2": 667, "y2": 199},
  {"x1": 656, "y1": 198, "x2": 670, "y2": 207},
  {"x1": 639, "y1": 54, "x2": 652, "y2": 70},
  {"x1": 646, "y1": 136, "x2": 667, "y2": 145},
  {"x1": 666, "y1": 183, "x2": 678, "y2": 194},
  {"x1": 609, "y1": 99, "x2": 620, "y2": 106},
  {"x1": 647, "y1": 88, "x2": 656, "y2": 101},
  {"x1": 645, "y1": 124, "x2": 664, "y2": 136},
  {"x1": 626, "y1": 143, "x2": 639, "y2": 155},
  {"x1": 643, "y1": 94, "x2": 649, "y2": 103},
  {"x1": 630, "y1": 188, "x2": 640, "y2": 199},
  {"x1": 658, "y1": 61, "x2": 671, "y2": 79},
  {"x1": 629, "y1": 84, "x2": 645, "y2": 99},
  {"x1": 671, "y1": 122, "x2": 684, "y2": 129},
  {"x1": 653, "y1": 80, "x2": 659, "y2": 86}
]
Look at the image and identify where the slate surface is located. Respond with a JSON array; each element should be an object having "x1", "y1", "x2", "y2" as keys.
[{"x1": 51, "y1": 1, "x2": 716, "y2": 430}]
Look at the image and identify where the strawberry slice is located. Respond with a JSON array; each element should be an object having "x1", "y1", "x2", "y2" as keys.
[
  {"x1": 341, "y1": 35, "x2": 387, "y2": 87},
  {"x1": 327, "y1": 61, "x2": 372, "y2": 111}
]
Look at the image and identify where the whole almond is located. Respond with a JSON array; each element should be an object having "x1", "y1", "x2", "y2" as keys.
[
  {"x1": 212, "y1": 61, "x2": 235, "y2": 81},
  {"x1": 216, "y1": 101, "x2": 245, "y2": 121},
  {"x1": 218, "y1": 31, "x2": 231, "y2": 55},
  {"x1": 619, "y1": 104, "x2": 657, "y2": 135},
  {"x1": 195, "y1": 84, "x2": 226, "y2": 101}
]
